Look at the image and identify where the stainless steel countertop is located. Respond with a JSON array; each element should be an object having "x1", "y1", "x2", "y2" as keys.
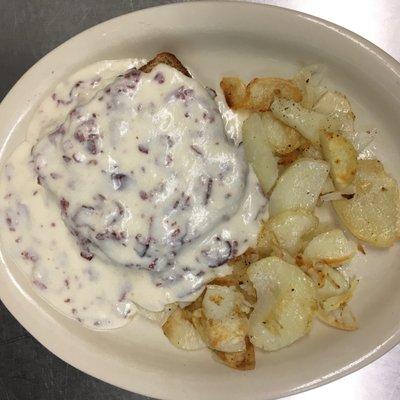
[{"x1": 0, "y1": 1, "x2": 399, "y2": 399}]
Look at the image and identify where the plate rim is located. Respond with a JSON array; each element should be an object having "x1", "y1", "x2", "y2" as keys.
[{"x1": 1, "y1": 1, "x2": 400, "y2": 399}]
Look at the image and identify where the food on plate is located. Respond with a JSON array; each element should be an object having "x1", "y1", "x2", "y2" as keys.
[
  {"x1": 1, "y1": 54, "x2": 399, "y2": 371},
  {"x1": 220, "y1": 77, "x2": 302, "y2": 111},
  {"x1": 31, "y1": 59, "x2": 267, "y2": 296},
  {"x1": 242, "y1": 114, "x2": 278, "y2": 193},
  {"x1": 222, "y1": 249, "x2": 259, "y2": 304},
  {"x1": 320, "y1": 131, "x2": 358, "y2": 190},
  {"x1": 313, "y1": 90, "x2": 355, "y2": 138},
  {"x1": 313, "y1": 90, "x2": 353, "y2": 115},
  {"x1": 162, "y1": 307, "x2": 205, "y2": 351},
  {"x1": 269, "y1": 158, "x2": 330, "y2": 216},
  {"x1": 213, "y1": 337, "x2": 255, "y2": 371},
  {"x1": 216, "y1": 64, "x2": 399, "y2": 366},
  {"x1": 191, "y1": 285, "x2": 250, "y2": 352},
  {"x1": 270, "y1": 98, "x2": 326, "y2": 145},
  {"x1": 140, "y1": 52, "x2": 191, "y2": 77},
  {"x1": 302, "y1": 229, "x2": 357, "y2": 267},
  {"x1": 266, "y1": 210, "x2": 319, "y2": 256},
  {"x1": 248, "y1": 257, "x2": 316, "y2": 351},
  {"x1": 256, "y1": 112, "x2": 304, "y2": 155},
  {"x1": 333, "y1": 160, "x2": 399, "y2": 247},
  {"x1": 0, "y1": 52, "x2": 266, "y2": 329},
  {"x1": 316, "y1": 275, "x2": 358, "y2": 331}
]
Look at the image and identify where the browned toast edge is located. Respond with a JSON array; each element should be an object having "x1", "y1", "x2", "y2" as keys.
[{"x1": 139, "y1": 52, "x2": 191, "y2": 77}]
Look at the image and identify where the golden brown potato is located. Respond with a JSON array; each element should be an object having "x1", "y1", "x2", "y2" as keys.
[
  {"x1": 184, "y1": 292, "x2": 205, "y2": 313},
  {"x1": 277, "y1": 149, "x2": 302, "y2": 166},
  {"x1": 229, "y1": 248, "x2": 259, "y2": 304},
  {"x1": 269, "y1": 158, "x2": 330, "y2": 216},
  {"x1": 333, "y1": 160, "x2": 399, "y2": 247},
  {"x1": 220, "y1": 78, "x2": 247, "y2": 109},
  {"x1": 271, "y1": 98, "x2": 326, "y2": 145},
  {"x1": 162, "y1": 308, "x2": 206, "y2": 350},
  {"x1": 220, "y1": 77, "x2": 302, "y2": 111},
  {"x1": 213, "y1": 337, "x2": 255, "y2": 370},
  {"x1": 320, "y1": 131, "x2": 358, "y2": 190},
  {"x1": 267, "y1": 209, "x2": 319, "y2": 255},
  {"x1": 302, "y1": 229, "x2": 356, "y2": 267},
  {"x1": 316, "y1": 266, "x2": 350, "y2": 300},
  {"x1": 248, "y1": 257, "x2": 316, "y2": 351},
  {"x1": 298, "y1": 141, "x2": 323, "y2": 160},
  {"x1": 317, "y1": 304, "x2": 358, "y2": 331},
  {"x1": 293, "y1": 64, "x2": 327, "y2": 110},
  {"x1": 316, "y1": 278, "x2": 358, "y2": 331},
  {"x1": 211, "y1": 248, "x2": 260, "y2": 304},
  {"x1": 313, "y1": 90, "x2": 353, "y2": 116},
  {"x1": 256, "y1": 221, "x2": 273, "y2": 257},
  {"x1": 192, "y1": 286, "x2": 250, "y2": 353},
  {"x1": 258, "y1": 112, "x2": 304, "y2": 155}
]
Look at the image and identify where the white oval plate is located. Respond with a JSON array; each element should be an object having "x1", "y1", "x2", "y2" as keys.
[{"x1": 1, "y1": 2, "x2": 400, "y2": 399}]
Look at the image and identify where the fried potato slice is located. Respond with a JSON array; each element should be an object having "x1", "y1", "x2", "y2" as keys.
[
  {"x1": 320, "y1": 131, "x2": 358, "y2": 190},
  {"x1": 267, "y1": 209, "x2": 319, "y2": 255},
  {"x1": 184, "y1": 292, "x2": 205, "y2": 313},
  {"x1": 312, "y1": 90, "x2": 375, "y2": 153},
  {"x1": 202, "y1": 285, "x2": 250, "y2": 319},
  {"x1": 162, "y1": 307, "x2": 206, "y2": 350},
  {"x1": 317, "y1": 278, "x2": 358, "y2": 331},
  {"x1": 192, "y1": 286, "x2": 250, "y2": 353},
  {"x1": 303, "y1": 229, "x2": 356, "y2": 267},
  {"x1": 317, "y1": 304, "x2": 358, "y2": 331},
  {"x1": 211, "y1": 248, "x2": 260, "y2": 304},
  {"x1": 220, "y1": 78, "x2": 247, "y2": 109},
  {"x1": 230, "y1": 249, "x2": 260, "y2": 304},
  {"x1": 333, "y1": 160, "x2": 400, "y2": 247},
  {"x1": 242, "y1": 114, "x2": 278, "y2": 193},
  {"x1": 242, "y1": 112, "x2": 304, "y2": 155},
  {"x1": 293, "y1": 64, "x2": 327, "y2": 110},
  {"x1": 249, "y1": 112, "x2": 303, "y2": 154},
  {"x1": 277, "y1": 149, "x2": 302, "y2": 167},
  {"x1": 269, "y1": 158, "x2": 330, "y2": 216},
  {"x1": 320, "y1": 176, "x2": 336, "y2": 195},
  {"x1": 299, "y1": 141, "x2": 323, "y2": 160},
  {"x1": 213, "y1": 337, "x2": 255, "y2": 371},
  {"x1": 346, "y1": 129, "x2": 377, "y2": 153},
  {"x1": 248, "y1": 257, "x2": 316, "y2": 351},
  {"x1": 271, "y1": 98, "x2": 326, "y2": 145},
  {"x1": 220, "y1": 77, "x2": 302, "y2": 112},
  {"x1": 316, "y1": 266, "x2": 350, "y2": 300},
  {"x1": 313, "y1": 90, "x2": 353, "y2": 115},
  {"x1": 300, "y1": 262, "x2": 358, "y2": 331},
  {"x1": 256, "y1": 222, "x2": 273, "y2": 258},
  {"x1": 313, "y1": 91, "x2": 355, "y2": 138},
  {"x1": 321, "y1": 278, "x2": 358, "y2": 313}
]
